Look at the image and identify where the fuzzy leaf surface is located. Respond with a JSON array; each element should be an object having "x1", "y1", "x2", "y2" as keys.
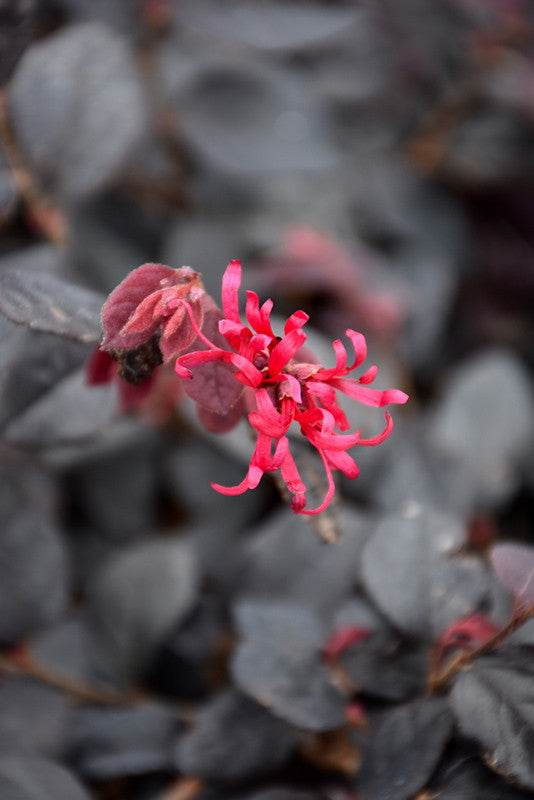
[
  {"x1": 358, "y1": 698, "x2": 453, "y2": 800},
  {"x1": 450, "y1": 646, "x2": 534, "y2": 790},
  {"x1": 8, "y1": 22, "x2": 145, "y2": 201},
  {"x1": 231, "y1": 601, "x2": 346, "y2": 732},
  {"x1": 174, "y1": 689, "x2": 297, "y2": 782},
  {"x1": 0, "y1": 268, "x2": 104, "y2": 343}
]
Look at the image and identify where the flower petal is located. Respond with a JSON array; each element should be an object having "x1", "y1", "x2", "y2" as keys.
[
  {"x1": 325, "y1": 449, "x2": 359, "y2": 478},
  {"x1": 299, "y1": 450, "x2": 336, "y2": 516},
  {"x1": 221, "y1": 260, "x2": 242, "y2": 324},
  {"x1": 357, "y1": 410, "x2": 394, "y2": 446},
  {"x1": 332, "y1": 379, "x2": 409, "y2": 408},
  {"x1": 268, "y1": 329, "x2": 307, "y2": 375},
  {"x1": 219, "y1": 318, "x2": 251, "y2": 350},
  {"x1": 312, "y1": 339, "x2": 348, "y2": 381},
  {"x1": 280, "y1": 450, "x2": 307, "y2": 512},
  {"x1": 284, "y1": 310, "x2": 309, "y2": 334},
  {"x1": 345, "y1": 330, "x2": 368, "y2": 370},
  {"x1": 245, "y1": 291, "x2": 274, "y2": 336},
  {"x1": 212, "y1": 464, "x2": 263, "y2": 495},
  {"x1": 249, "y1": 388, "x2": 293, "y2": 436},
  {"x1": 175, "y1": 349, "x2": 225, "y2": 379},
  {"x1": 358, "y1": 365, "x2": 377, "y2": 384}
]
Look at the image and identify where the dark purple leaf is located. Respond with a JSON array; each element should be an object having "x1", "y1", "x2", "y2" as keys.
[
  {"x1": 235, "y1": 506, "x2": 372, "y2": 615},
  {"x1": 231, "y1": 601, "x2": 346, "y2": 732},
  {"x1": 0, "y1": 450, "x2": 67, "y2": 643},
  {"x1": 358, "y1": 698, "x2": 453, "y2": 800},
  {"x1": 174, "y1": 689, "x2": 298, "y2": 782},
  {"x1": 360, "y1": 504, "x2": 492, "y2": 640},
  {"x1": 491, "y1": 543, "x2": 534, "y2": 607},
  {"x1": 3, "y1": 367, "x2": 116, "y2": 448},
  {"x1": 0, "y1": 677, "x2": 69, "y2": 758},
  {"x1": 67, "y1": 703, "x2": 182, "y2": 780},
  {"x1": 242, "y1": 791, "x2": 321, "y2": 800},
  {"x1": 0, "y1": 326, "x2": 89, "y2": 430},
  {"x1": 436, "y1": 756, "x2": 534, "y2": 800},
  {"x1": 179, "y1": 0, "x2": 360, "y2": 51},
  {"x1": 8, "y1": 22, "x2": 146, "y2": 201},
  {"x1": 339, "y1": 627, "x2": 428, "y2": 702},
  {"x1": 86, "y1": 539, "x2": 199, "y2": 689},
  {"x1": 173, "y1": 57, "x2": 339, "y2": 175},
  {"x1": 0, "y1": 0, "x2": 36, "y2": 85},
  {"x1": 450, "y1": 645, "x2": 534, "y2": 790},
  {"x1": 0, "y1": 267, "x2": 104, "y2": 343},
  {"x1": 0, "y1": 755, "x2": 90, "y2": 800}
]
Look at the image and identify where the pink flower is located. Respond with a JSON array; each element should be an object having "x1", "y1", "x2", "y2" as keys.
[{"x1": 175, "y1": 260, "x2": 408, "y2": 515}]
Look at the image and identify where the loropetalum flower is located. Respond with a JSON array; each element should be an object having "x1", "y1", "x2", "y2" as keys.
[{"x1": 175, "y1": 260, "x2": 408, "y2": 515}]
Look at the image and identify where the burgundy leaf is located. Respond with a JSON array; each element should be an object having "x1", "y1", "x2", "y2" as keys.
[
  {"x1": 183, "y1": 307, "x2": 244, "y2": 419},
  {"x1": 101, "y1": 263, "x2": 177, "y2": 350},
  {"x1": 120, "y1": 291, "x2": 165, "y2": 336},
  {"x1": 197, "y1": 394, "x2": 247, "y2": 433},
  {"x1": 160, "y1": 301, "x2": 202, "y2": 361},
  {"x1": 490, "y1": 543, "x2": 534, "y2": 607},
  {"x1": 86, "y1": 348, "x2": 117, "y2": 385}
]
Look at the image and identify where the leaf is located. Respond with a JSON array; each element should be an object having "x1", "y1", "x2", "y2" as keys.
[
  {"x1": 179, "y1": 0, "x2": 360, "y2": 51},
  {"x1": 0, "y1": 326, "x2": 90, "y2": 430},
  {"x1": 360, "y1": 504, "x2": 492, "y2": 640},
  {"x1": 183, "y1": 307, "x2": 245, "y2": 418},
  {"x1": 429, "y1": 349, "x2": 534, "y2": 507},
  {"x1": 86, "y1": 538, "x2": 199, "y2": 689},
  {"x1": 231, "y1": 600, "x2": 346, "y2": 732},
  {"x1": 235, "y1": 506, "x2": 372, "y2": 615},
  {"x1": 8, "y1": 22, "x2": 146, "y2": 201},
  {"x1": 0, "y1": 450, "x2": 67, "y2": 643},
  {"x1": 450, "y1": 645, "x2": 534, "y2": 790},
  {"x1": 3, "y1": 367, "x2": 116, "y2": 448},
  {"x1": 0, "y1": 266, "x2": 104, "y2": 343},
  {"x1": 0, "y1": 676, "x2": 69, "y2": 758},
  {"x1": 174, "y1": 688, "x2": 297, "y2": 782},
  {"x1": 101, "y1": 263, "x2": 177, "y2": 350},
  {"x1": 339, "y1": 628, "x2": 428, "y2": 702},
  {"x1": 436, "y1": 756, "x2": 534, "y2": 800},
  {"x1": 490, "y1": 543, "x2": 534, "y2": 607},
  {"x1": 358, "y1": 698, "x2": 453, "y2": 800},
  {"x1": 67, "y1": 703, "x2": 182, "y2": 780},
  {"x1": 173, "y1": 57, "x2": 339, "y2": 175},
  {"x1": 0, "y1": 755, "x2": 90, "y2": 800}
]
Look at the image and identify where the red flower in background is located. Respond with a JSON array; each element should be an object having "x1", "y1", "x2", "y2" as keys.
[{"x1": 176, "y1": 260, "x2": 408, "y2": 515}]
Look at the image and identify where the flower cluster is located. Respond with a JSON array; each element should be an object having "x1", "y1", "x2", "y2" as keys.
[{"x1": 175, "y1": 260, "x2": 408, "y2": 515}]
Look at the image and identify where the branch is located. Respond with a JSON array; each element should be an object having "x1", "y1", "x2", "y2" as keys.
[
  {"x1": 429, "y1": 604, "x2": 534, "y2": 693},
  {"x1": 0, "y1": 90, "x2": 68, "y2": 245}
]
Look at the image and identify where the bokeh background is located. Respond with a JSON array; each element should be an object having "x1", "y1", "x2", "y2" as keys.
[{"x1": 1, "y1": 1, "x2": 534, "y2": 798}]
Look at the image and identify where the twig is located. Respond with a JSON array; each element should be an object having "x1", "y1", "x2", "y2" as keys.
[
  {"x1": 0, "y1": 651, "x2": 138, "y2": 706},
  {"x1": 428, "y1": 605, "x2": 534, "y2": 693},
  {"x1": 0, "y1": 649, "x2": 197, "y2": 722},
  {"x1": 0, "y1": 90, "x2": 68, "y2": 245},
  {"x1": 154, "y1": 776, "x2": 205, "y2": 800}
]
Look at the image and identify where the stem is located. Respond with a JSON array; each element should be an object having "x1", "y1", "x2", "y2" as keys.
[
  {"x1": 154, "y1": 776, "x2": 205, "y2": 800},
  {"x1": 429, "y1": 605, "x2": 534, "y2": 693},
  {"x1": 0, "y1": 90, "x2": 68, "y2": 245},
  {"x1": 0, "y1": 649, "x2": 196, "y2": 721}
]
